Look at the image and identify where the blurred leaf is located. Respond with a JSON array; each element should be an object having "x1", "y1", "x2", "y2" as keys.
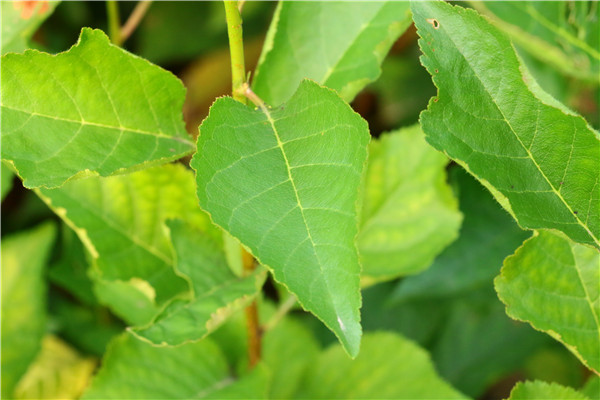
[
  {"x1": 37, "y1": 164, "x2": 218, "y2": 326},
  {"x1": 1, "y1": 222, "x2": 56, "y2": 398},
  {"x1": 192, "y1": 80, "x2": 369, "y2": 357},
  {"x1": 495, "y1": 231, "x2": 600, "y2": 374},
  {"x1": 1, "y1": 28, "x2": 194, "y2": 189},
  {"x1": 524, "y1": 346, "x2": 586, "y2": 389},
  {"x1": 263, "y1": 316, "x2": 321, "y2": 399},
  {"x1": 506, "y1": 380, "x2": 589, "y2": 400},
  {"x1": 1, "y1": 162, "x2": 14, "y2": 201},
  {"x1": 253, "y1": 1, "x2": 412, "y2": 106},
  {"x1": 358, "y1": 125, "x2": 461, "y2": 282},
  {"x1": 392, "y1": 168, "x2": 530, "y2": 302},
  {"x1": 132, "y1": 220, "x2": 266, "y2": 345},
  {"x1": 1, "y1": 1, "x2": 60, "y2": 54},
  {"x1": 295, "y1": 332, "x2": 467, "y2": 399},
  {"x1": 581, "y1": 376, "x2": 600, "y2": 400},
  {"x1": 13, "y1": 335, "x2": 96, "y2": 400},
  {"x1": 412, "y1": 1, "x2": 600, "y2": 248},
  {"x1": 471, "y1": 1, "x2": 600, "y2": 84},
  {"x1": 81, "y1": 332, "x2": 267, "y2": 399}
]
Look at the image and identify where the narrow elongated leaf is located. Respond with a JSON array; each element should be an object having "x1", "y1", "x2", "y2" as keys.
[
  {"x1": 471, "y1": 1, "x2": 599, "y2": 83},
  {"x1": 37, "y1": 164, "x2": 217, "y2": 325},
  {"x1": 295, "y1": 332, "x2": 467, "y2": 399},
  {"x1": 192, "y1": 80, "x2": 369, "y2": 357},
  {"x1": 358, "y1": 125, "x2": 461, "y2": 281},
  {"x1": 507, "y1": 381, "x2": 589, "y2": 400},
  {"x1": 81, "y1": 332, "x2": 267, "y2": 399},
  {"x1": 132, "y1": 220, "x2": 265, "y2": 345},
  {"x1": 412, "y1": 1, "x2": 600, "y2": 248},
  {"x1": 253, "y1": 1, "x2": 412, "y2": 106},
  {"x1": 1, "y1": 223, "x2": 56, "y2": 398},
  {"x1": 1, "y1": 28, "x2": 194, "y2": 189},
  {"x1": 1, "y1": 1, "x2": 59, "y2": 54},
  {"x1": 495, "y1": 231, "x2": 600, "y2": 373},
  {"x1": 14, "y1": 336, "x2": 96, "y2": 400},
  {"x1": 392, "y1": 168, "x2": 530, "y2": 302}
]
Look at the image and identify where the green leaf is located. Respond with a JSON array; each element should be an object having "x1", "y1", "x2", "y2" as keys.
[
  {"x1": 37, "y1": 163, "x2": 217, "y2": 325},
  {"x1": 1, "y1": 162, "x2": 14, "y2": 201},
  {"x1": 506, "y1": 381, "x2": 589, "y2": 400},
  {"x1": 13, "y1": 336, "x2": 96, "y2": 400},
  {"x1": 581, "y1": 376, "x2": 600, "y2": 400},
  {"x1": 192, "y1": 80, "x2": 369, "y2": 357},
  {"x1": 358, "y1": 124, "x2": 461, "y2": 282},
  {"x1": 1, "y1": 1, "x2": 60, "y2": 54},
  {"x1": 470, "y1": 1, "x2": 600, "y2": 84},
  {"x1": 132, "y1": 219, "x2": 266, "y2": 345},
  {"x1": 495, "y1": 231, "x2": 600, "y2": 373},
  {"x1": 1, "y1": 222, "x2": 56, "y2": 398},
  {"x1": 253, "y1": 1, "x2": 412, "y2": 106},
  {"x1": 411, "y1": 1, "x2": 600, "y2": 248},
  {"x1": 392, "y1": 168, "x2": 530, "y2": 302},
  {"x1": 295, "y1": 332, "x2": 467, "y2": 399},
  {"x1": 1, "y1": 28, "x2": 194, "y2": 189},
  {"x1": 81, "y1": 332, "x2": 267, "y2": 399}
]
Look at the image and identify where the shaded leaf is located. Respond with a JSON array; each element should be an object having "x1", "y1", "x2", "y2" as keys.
[
  {"x1": 1, "y1": 222, "x2": 56, "y2": 398},
  {"x1": 1, "y1": 162, "x2": 14, "y2": 201},
  {"x1": 132, "y1": 219, "x2": 266, "y2": 345},
  {"x1": 471, "y1": 1, "x2": 600, "y2": 83},
  {"x1": 506, "y1": 380, "x2": 589, "y2": 400},
  {"x1": 1, "y1": 28, "x2": 194, "y2": 189},
  {"x1": 192, "y1": 80, "x2": 369, "y2": 357},
  {"x1": 1, "y1": 1, "x2": 60, "y2": 54},
  {"x1": 295, "y1": 332, "x2": 467, "y2": 399},
  {"x1": 358, "y1": 124, "x2": 461, "y2": 282},
  {"x1": 37, "y1": 164, "x2": 217, "y2": 325},
  {"x1": 412, "y1": 1, "x2": 600, "y2": 248},
  {"x1": 495, "y1": 231, "x2": 600, "y2": 373},
  {"x1": 392, "y1": 168, "x2": 530, "y2": 302},
  {"x1": 81, "y1": 332, "x2": 267, "y2": 399},
  {"x1": 14, "y1": 336, "x2": 96, "y2": 400},
  {"x1": 581, "y1": 376, "x2": 600, "y2": 400},
  {"x1": 253, "y1": 1, "x2": 412, "y2": 106}
]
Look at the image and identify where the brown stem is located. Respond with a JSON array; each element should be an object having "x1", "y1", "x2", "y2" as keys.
[
  {"x1": 120, "y1": 1, "x2": 153, "y2": 44},
  {"x1": 242, "y1": 249, "x2": 261, "y2": 368}
]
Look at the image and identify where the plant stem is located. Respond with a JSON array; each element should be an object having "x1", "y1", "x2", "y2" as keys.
[
  {"x1": 223, "y1": 0, "x2": 247, "y2": 104},
  {"x1": 106, "y1": 1, "x2": 122, "y2": 45},
  {"x1": 223, "y1": 0, "x2": 261, "y2": 368},
  {"x1": 262, "y1": 295, "x2": 297, "y2": 332},
  {"x1": 121, "y1": 1, "x2": 153, "y2": 45}
]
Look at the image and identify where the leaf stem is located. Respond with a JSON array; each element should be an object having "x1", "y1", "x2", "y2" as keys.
[
  {"x1": 262, "y1": 295, "x2": 297, "y2": 332},
  {"x1": 120, "y1": 1, "x2": 153, "y2": 45},
  {"x1": 223, "y1": 0, "x2": 247, "y2": 104},
  {"x1": 224, "y1": 0, "x2": 261, "y2": 368},
  {"x1": 106, "y1": 1, "x2": 122, "y2": 45}
]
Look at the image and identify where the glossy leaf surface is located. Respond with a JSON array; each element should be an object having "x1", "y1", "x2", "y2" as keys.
[
  {"x1": 253, "y1": 1, "x2": 412, "y2": 105},
  {"x1": 1, "y1": 223, "x2": 56, "y2": 398},
  {"x1": 358, "y1": 125, "x2": 461, "y2": 281},
  {"x1": 295, "y1": 332, "x2": 467, "y2": 399},
  {"x1": 496, "y1": 231, "x2": 600, "y2": 373},
  {"x1": 412, "y1": 1, "x2": 600, "y2": 248},
  {"x1": 1, "y1": 28, "x2": 194, "y2": 188},
  {"x1": 193, "y1": 80, "x2": 369, "y2": 357},
  {"x1": 37, "y1": 164, "x2": 216, "y2": 325},
  {"x1": 133, "y1": 220, "x2": 265, "y2": 345}
]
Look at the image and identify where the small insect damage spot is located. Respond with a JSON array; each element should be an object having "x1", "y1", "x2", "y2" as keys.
[
  {"x1": 435, "y1": 69, "x2": 439, "y2": 73},
  {"x1": 433, "y1": 98, "x2": 439, "y2": 103},
  {"x1": 426, "y1": 18, "x2": 440, "y2": 29}
]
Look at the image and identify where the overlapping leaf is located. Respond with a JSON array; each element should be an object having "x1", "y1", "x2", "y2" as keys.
[
  {"x1": 1, "y1": 163, "x2": 13, "y2": 201},
  {"x1": 193, "y1": 80, "x2": 369, "y2": 357},
  {"x1": 132, "y1": 220, "x2": 265, "y2": 345},
  {"x1": 1, "y1": 28, "x2": 194, "y2": 188},
  {"x1": 471, "y1": 1, "x2": 599, "y2": 83},
  {"x1": 358, "y1": 125, "x2": 461, "y2": 282},
  {"x1": 506, "y1": 381, "x2": 589, "y2": 400},
  {"x1": 37, "y1": 164, "x2": 217, "y2": 325},
  {"x1": 412, "y1": 1, "x2": 600, "y2": 248},
  {"x1": 81, "y1": 332, "x2": 268, "y2": 399},
  {"x1": 1, "y1": 223, "x2": 56, "y2": 398},
  {"x1": 1, "y1": 1, "x2": 59, "y2": 54},
  {"x1": 495, "y1": 231, "x2": 600, "y2": 373},
  {"x1": 253, "y1": 1, "x2": 412, "y2": 105},
  {"x1": 295, "y1": 332, "x2": 467, "y2": 399}
]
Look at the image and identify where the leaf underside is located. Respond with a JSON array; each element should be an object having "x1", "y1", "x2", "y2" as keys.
[{"x1": 192, "y1": 79, "x2": 369, "y2": 357}]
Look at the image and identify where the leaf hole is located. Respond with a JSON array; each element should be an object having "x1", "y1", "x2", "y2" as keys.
[{"x1": 426, "y1": 18, "x2": 440, "y2": 29}]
